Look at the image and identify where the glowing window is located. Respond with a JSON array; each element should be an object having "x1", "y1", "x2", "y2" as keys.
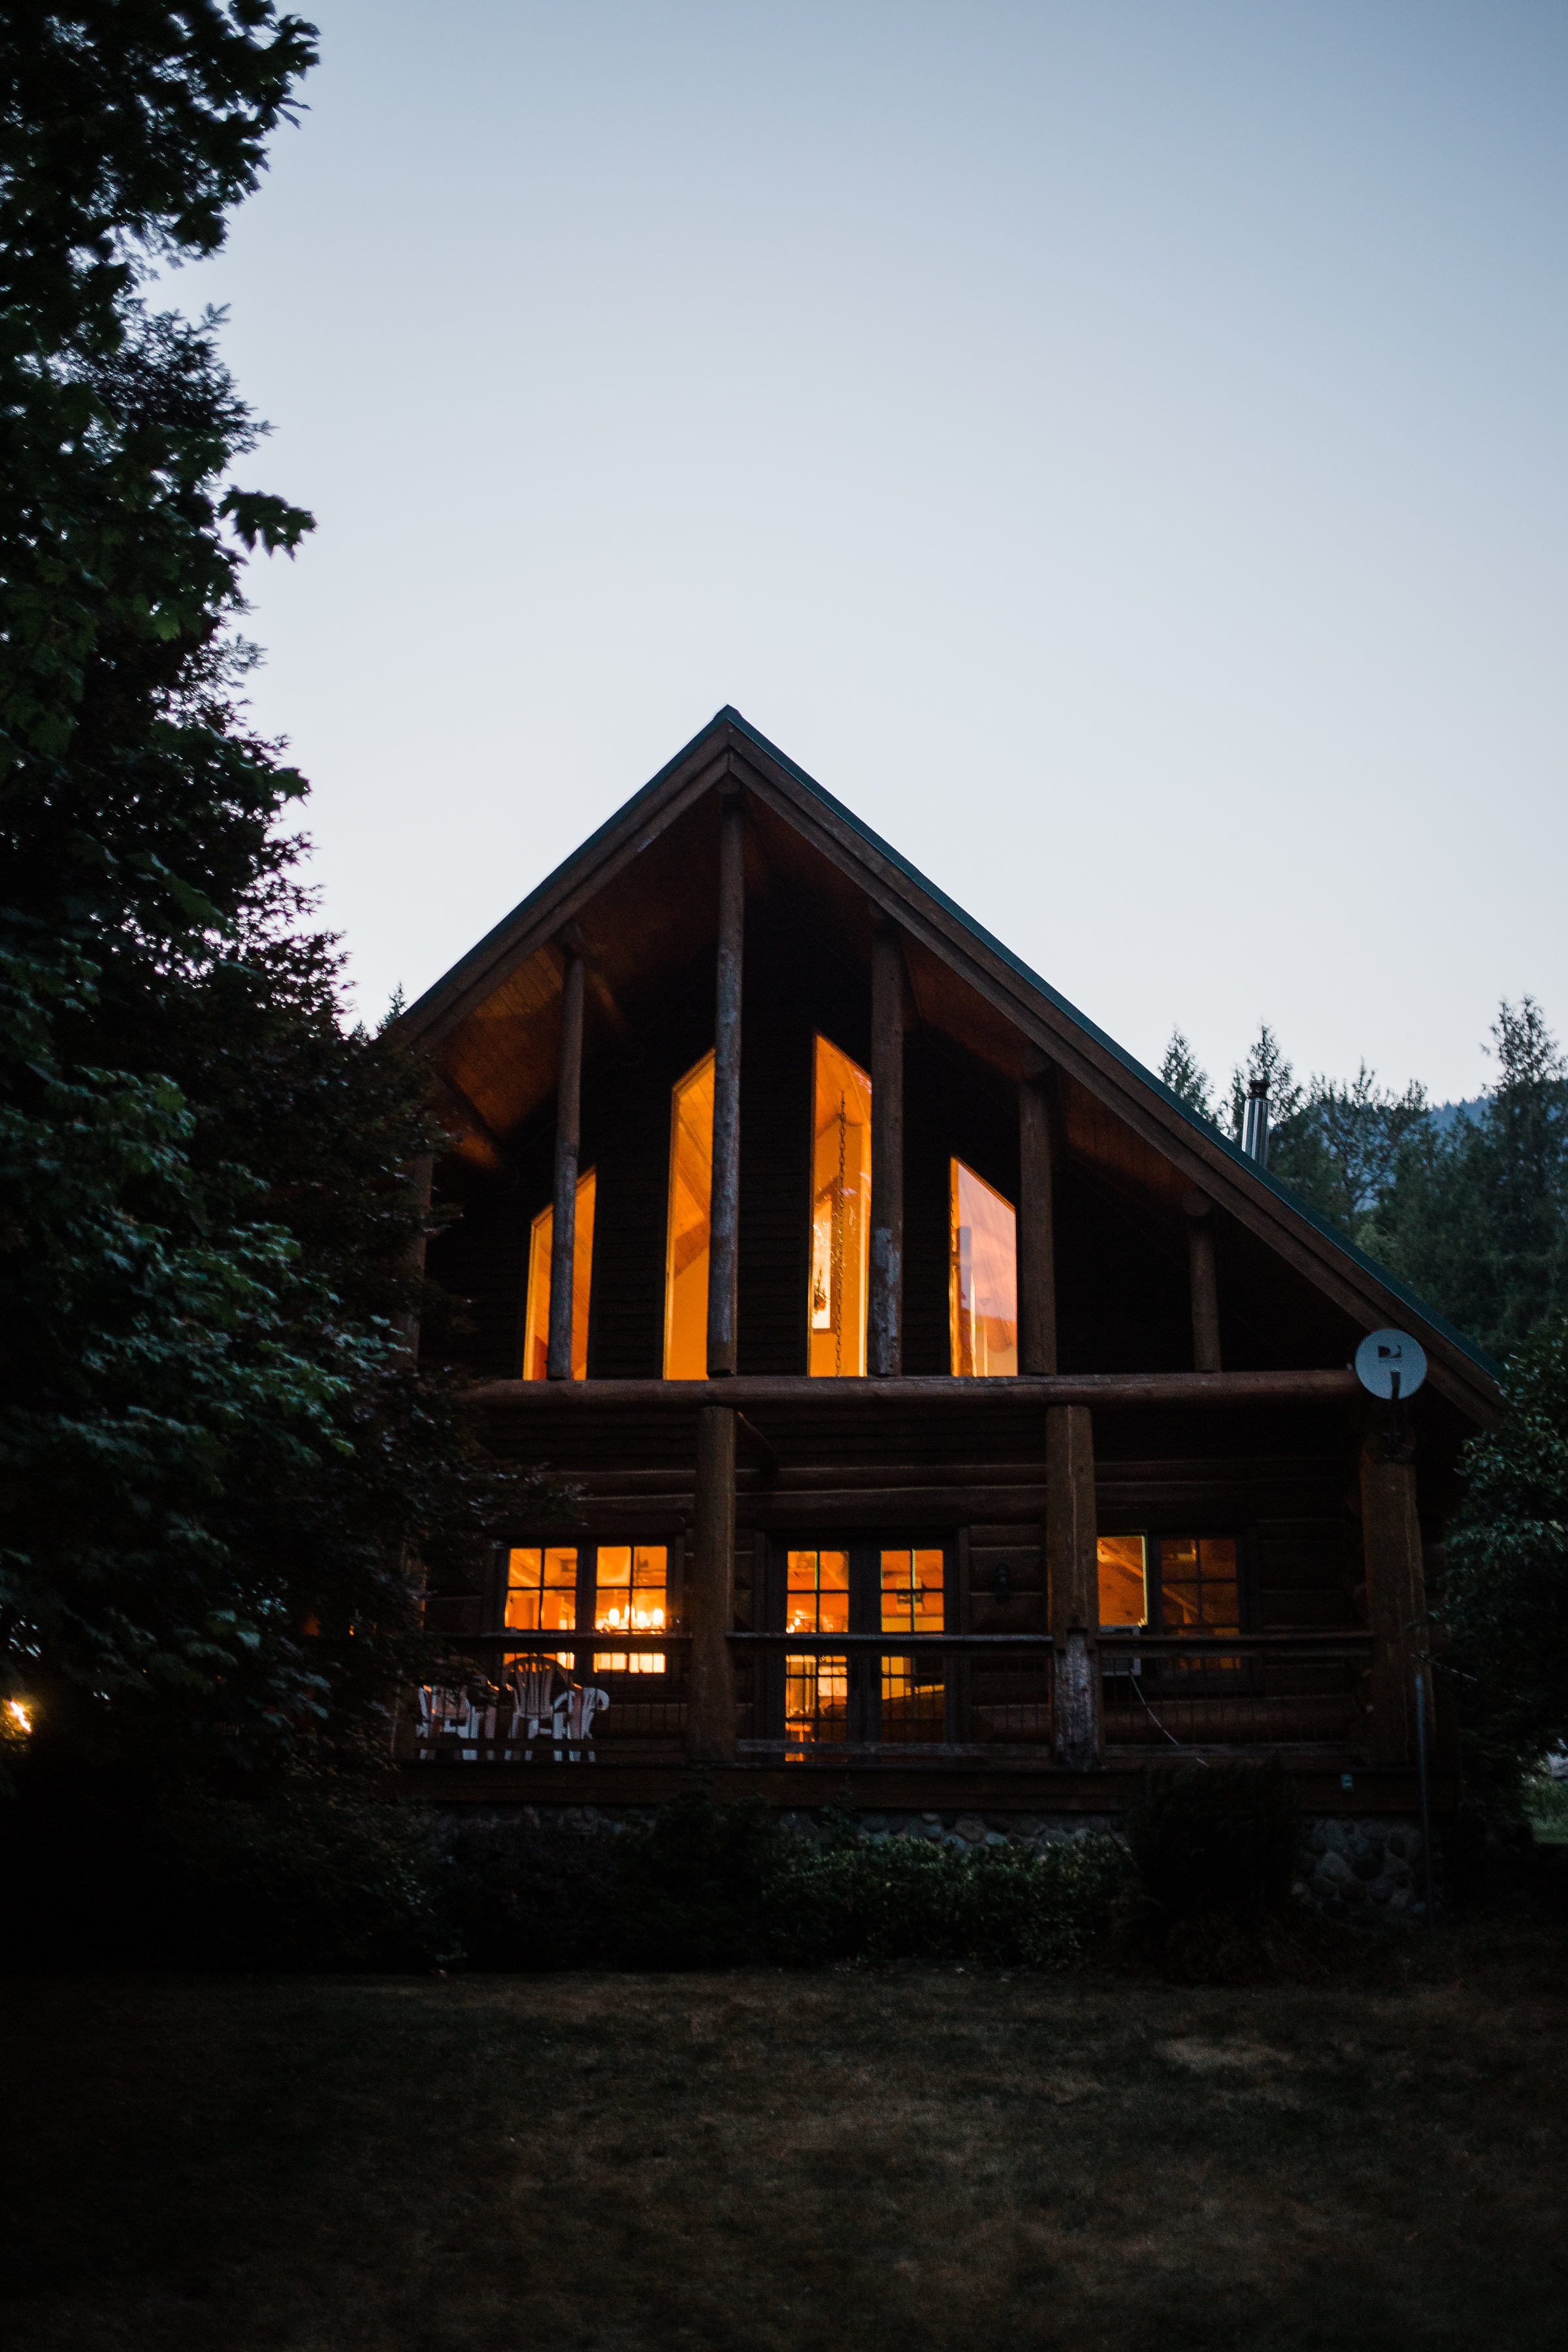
[
  {"x1": 522, "y1": 1169, "x2": 596, "y2": 1380},
  {"x1": 881, "y1": 1546, "x2": 945, "y2": 1743},
  {"x1": 1159, "y1": 1537, "x2": 1239, "y2": 1636},
  {"x1": 1097, "y1": 1535, "x2": 1148, "y2": 1629},
  {"x1": 809, "y1": 1036, "x2": 872, "y2": 1377},
  {"x1": 784, "y1": 1548, "x2": 850, "y2": 1752},
  {"x1": 664, "y1": 1052, "x2": 714, "y2": 1379},
  {"x1": 502, "y1": 1548, "x2": 577, "y2": 1666},
  {"x1": 593, "y1": 1544, "x2": 668, "y2": 1674},
  {"x1": 949, "y1": 1160, "x2": 1017, "y2": 1377}
]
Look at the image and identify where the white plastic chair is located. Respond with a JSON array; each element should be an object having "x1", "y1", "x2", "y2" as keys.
[{"x1": 416, "y1": 1683, "x2": 482, "y2": 1758}]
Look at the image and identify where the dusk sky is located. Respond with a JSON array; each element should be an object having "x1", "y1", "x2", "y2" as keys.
[{"x1": 174, "y1": 0, "x2": 1566, "y2": 1105}]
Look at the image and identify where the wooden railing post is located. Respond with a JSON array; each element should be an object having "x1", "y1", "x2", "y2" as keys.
[
  {"x1": 1019, "y1": 1069, "x2": 1058, "y2": 1375},
  {"x1": 1360, "y1": 1417, "x2": 1427, "y2": 1763},
  {"x1": 1183, "y1": 1189, "x2": 1222, "y2": 1373},
  {"x1": 1047, "y1": 1403, "x2": 1100, "y2": 1766},
  {"x1": 546, "y1": 941, "x2": 585, "y2": 1380},
  {"x1": 868, "y1": 923, "x2": 905, "y2": 1377},
  {"x1": 687, "y1": 1404, "x2": 738, "y2": 1761},
  {"x1": 707, "y1": 795, "x2": 744, "y2": 1377}
]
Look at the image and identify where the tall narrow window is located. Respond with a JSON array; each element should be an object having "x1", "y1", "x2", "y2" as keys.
[
  {"x1": 522, "y1": 1169, "x2": 596, "y2": 1380},
  {"x1": 808, "y1": 1037, "x2": 872, "y2": 1377},
  {"x1": 949, "y1": 1160, "x2": 1017, "y2": 1377},
  {"x1": 664, "y1": 1052, "x2": 714, "y2": 1379},
  {"x1": 880, "y1": 1546, "x2": 945, "y2": 1742},
  {"x1": 1097, "y1": 1535, "x2": 1149, "y2": 1629},
  {"x1": 593, "y1": 1544, "x2": 668, "y2": 1675},
  {"x1": 784, "y1": 1548, "x2": 850, "y2": 1751}
]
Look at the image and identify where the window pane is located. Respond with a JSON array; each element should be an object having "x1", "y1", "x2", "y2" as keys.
[
  {"x1": 503, "y1": 1547, "x2": 578, "y2": 1647},
  {"x1": 785, "y1": 1654, "x2": 848, "y2": 1750},
  {"x1": 1157, "y1": 1536, "x2": 1242, "y2": 1645},
  {"x1": 1097, "y1": 1535, "x2": 1147, "y2": 1627},
  {"x1": 949, "y1": 1161, "x2": 1017, "y2": 1377},
  {"x1": 664, "y1": 1054, "x2": 715, "y2": 1379},
  {"x1": 808, "y1": 1037, "x2": 872, "y2": 1378},
  {"x1": 785, "y1": 1550, "x2": 849, "y2": 1635},
  {"x1": 594, "y1": 1544, "x2": 668, "y2": 1674},
  {"x1": 880, "y1": 1548, "x2": 945, "y2": 1636},
  {"x1": 881, "y1": 1656, "x2": 945, "y2": 1742},
  {"x1": 521, "y1": 1169, "x2": 596, "y2": 1380}
]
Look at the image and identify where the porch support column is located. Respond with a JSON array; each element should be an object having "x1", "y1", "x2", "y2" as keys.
[
  {"x1": 1019, "y1": 1068, "x2": 1058, "y2": 1375},
  {"x1": 398, "y1": 1152, "x2": 435, "y2": 1360},
  {"x1": 868, "y1": 923, "x2": 905, "y2": 1377},
  {"x1": 1183, "y1": 1189, "x2": 1222, "y2": 1373},
  {"x1": 686, "y1": 1404, "x2": 738, "y2": 1763},
  {"x1": 546, "y1": 941, "x2": 585, "y2": 1380},
  {"x1": 1047, "y1": 1403, "x2": 1100, "y2": 1767},
  {"x1": 1360, "y1": 1417, "x2": 1427, "y2": 1765},
  {"x1": 707, "y1": 794, "x2": 744, "y2": 1377}
]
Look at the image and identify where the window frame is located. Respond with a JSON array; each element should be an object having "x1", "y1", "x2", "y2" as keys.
[
  {"x1": 490, "y1": 1537, "x2": 686, "y2": 1686},
  {"x1": 757, "y1": 1531, "x2": 959, "y2": 1749}
]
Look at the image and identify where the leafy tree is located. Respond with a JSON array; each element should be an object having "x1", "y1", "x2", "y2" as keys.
[
  {"x1": 1, "y1": 7, "x2": 524, "y2": 1782},
  {"x1": 1159, "y1": 1028, "x2": 1216, "y2": 1124},
  {"x1": 1441, "y1": 1313, "x2": 1568, "y2": 1767}
]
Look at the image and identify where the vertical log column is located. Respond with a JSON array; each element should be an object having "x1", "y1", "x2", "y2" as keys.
[
  {"x1": 546, "y1": 941, "x2": 586, "y2": 1380},
  {"x1": 686, "y1": 1404, "x2": 739, "y2": 1763},
  {"x1": 1047, "y1": 1405, "x2": 1102, "y2": 1767},
  {"x1": 868, "y1": 923, "x2": 905, "y2": 1377},
  {"x1": 1183, "y1": 1190, "x2": 1222, "y2": 1373},
  {"x1": 707, "y1": 794, "x2": 744, "y2": 1378},
  {"x1": 1360, "y1": 1417, "x2": 1428, "y2": 1764},
  {"x1": 1018, "y1": 1068, "x2": 1058, "y2": 1375}
]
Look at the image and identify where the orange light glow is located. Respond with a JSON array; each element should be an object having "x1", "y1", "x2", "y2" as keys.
[
  {"x1": 809, "y1": 1037, "x2": 872, "y2": 1378},
  {"x1": 504, "y1": 1547, "x2": 578, "y2": 1634},
  {"x1": 664, "y1": 1053, "x2": 714, "y2": 1378},
  {"x1": 1097, "y1": 1535, "x2": 1148, "y2": 1629},
  {"x1": 6, "y1": 1699, "x2": 31, "y2": 1735},
  {"x1": 522, "y1": 1169, "x2": 596, "y2": 1380},
  {"x1": 595, "y1": 1544, "x2": 669, "y2": 1673},
  {"x1": 949, "y1": 1160, "x2": 1017, "y2": 1377}
]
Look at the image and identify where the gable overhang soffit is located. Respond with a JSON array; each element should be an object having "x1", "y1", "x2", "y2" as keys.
[{"x1": 395, "y1": 708, "x2": 1501, "y2": 1423}]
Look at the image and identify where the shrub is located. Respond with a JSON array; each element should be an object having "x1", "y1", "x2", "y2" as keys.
[
  {"x1": 438, "y1": 1810, "x2": 627, "y2": 1970},
  {"x1": 612, "y1": 1790, "x2": 792, "y2": 1968},
  {"x1": 763, "y1": 1831, "x2": 1128, "y2": 1969},
  {"x1": 1124, "y1": 1759, "x2": 1299, "y2": 1927}
]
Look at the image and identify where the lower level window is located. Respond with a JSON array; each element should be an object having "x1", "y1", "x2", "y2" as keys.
[
  {"x1": 880, "y1": 1546, "x2": 945, "y2": 1741},
  {"x1": 1097, "y1": 1533, "x2": 1242, "y2": 1648},
  {"x1": 593, "y1": 1544, "x2": 668, "y2": 1673},
  {"x1": 785, "y1": 1548, "x2": 849, "y2": 1749},
  {"x1": 504, "y1": 1547, "x2": 577, "y2": 1666}
]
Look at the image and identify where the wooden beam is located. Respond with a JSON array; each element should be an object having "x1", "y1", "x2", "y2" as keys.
[
  {"x1": 687, "y1": 1405, "x2": 738, "y2": 1762},
  {"x1": 546, "y1": 943, "x2": 585, "y2": 1380},
  {"x1": 1018, "y1": 1070, "x2": 1058, "y2": 1375},
  {"x1": 707, "y1": 794, "x2": 744, "y2": 1377},
  {"x1": 1047, "y1": 1404, "x2": 1101, "y2": 1768},
  {"x1": 1360, "y1": 1416, "x2": 1428, "y2": 1765},
  {"x1": 1183, "y1": 1188, "x2": 1222, "y2": 1374},
  {"x1": 868, "y1": 924, "x2": 906, "y2": 1376},
  {"x1": 467, "y1": 1369, "x2": 1362, "y2": 1411}
]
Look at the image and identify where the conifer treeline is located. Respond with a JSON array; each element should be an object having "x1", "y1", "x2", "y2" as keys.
[{"x1": 1160, "y1": 1004, "x2": 1568, "y2": 1362}]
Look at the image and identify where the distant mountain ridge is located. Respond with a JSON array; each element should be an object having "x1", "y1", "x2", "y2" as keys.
[{"x1": 1429, "y1": 1097, "x2": 1488, "y2": 1134}]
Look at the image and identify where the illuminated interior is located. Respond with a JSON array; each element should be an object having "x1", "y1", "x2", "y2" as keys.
[
  {"x1": 522, "y1": 1170, "x2": 596, "y2": 1380},
  {"x1": 502, "y1": 1546, "x2": 578, "y2": 1667},
  {"x1": 1097, "y1": 1535, "x2": 1149, "y2": 1628},
  {"x1": 880, "y1": 1546, "x2": 945, "y2": 1741},
  {"x1": 949, "y1": 1160, "x2": 1017, "y2": 1377},
  {"x1": 664, "y1": 1051, "x2": 715, "y2": 1379},
  {"x1": 593, "y1": 1544, "x2": 668, "y2": 1674},
  {"x1": 784, "y1": 1548, "x2": 849, "y2": 1749},
  {"x1": 809, "y1": 1036, "x2": 872, "y2": 1377},
  {"x1": 1160, "y1": 1536, "x2": 1241, "y2": 1667}
]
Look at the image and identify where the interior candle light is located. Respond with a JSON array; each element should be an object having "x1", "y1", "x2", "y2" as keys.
[{"x1": 6, "y1": 1699, "x2": 31, "y2": 1734}]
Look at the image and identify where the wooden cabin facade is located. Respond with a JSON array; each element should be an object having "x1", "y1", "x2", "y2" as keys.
[{"x1": 395, "y1": 709, "x2": 1497, "y2": 1830}]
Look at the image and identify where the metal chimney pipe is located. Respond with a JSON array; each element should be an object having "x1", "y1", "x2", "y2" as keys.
[{"x1": 1241, "y1": 1077, "x2": 1270, "y2": 1166}]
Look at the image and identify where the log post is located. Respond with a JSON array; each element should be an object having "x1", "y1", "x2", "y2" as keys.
[
  {"x1": 686, "y1": 1404, "x2": 738, "y2": 1761},
  {"x1": 546, "y1": 942, "x2": 585, "y2": 1380},
  {"x1": 399, "y1": 1152, "x2": 434, "y2": 1360},
  {"x1": 1360, "y1": 1416, "x2": 1427, "y2": 1764},
  {"x1": 1047, "y1": 1403, "x2": 1100, "y2": 1766},
  {"x1": 707, "y1": 794, "x2": 744, "y2": 1377},
  {"x1": 868, "y1": 923, "x2": 905, "y2": 1377},
  {"x1": 1018, "y1": 1070, "x2": 1058, "y2": 1375},
  {"x1": 1183, "y1": 1189, "x2": 1222, "y2": 1373}
]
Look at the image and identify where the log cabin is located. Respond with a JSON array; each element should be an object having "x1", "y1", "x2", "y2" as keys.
[{"x1": 393, "y1": 707, "x2": 1497, "y2": 1851}]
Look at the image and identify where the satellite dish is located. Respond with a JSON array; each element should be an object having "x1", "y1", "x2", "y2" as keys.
[{"x1": 1355, "y1": 1328, "x2": 1428, "y2": 1401}]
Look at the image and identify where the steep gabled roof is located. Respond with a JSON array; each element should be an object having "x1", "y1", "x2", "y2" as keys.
[{"x1": 398, "y1": 706, "x2": 1500, "y2": 1420}]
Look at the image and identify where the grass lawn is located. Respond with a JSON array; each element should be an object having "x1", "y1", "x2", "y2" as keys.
[{"x1": 3, "y1": 1925, "x2": 1565, "y2": 2352}]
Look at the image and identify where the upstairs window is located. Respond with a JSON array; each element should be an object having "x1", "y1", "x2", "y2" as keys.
[
  {"x1": 809, "y1": 1036, "x2": 872, "y2": 1377},
  {"x1": 522, "y1": 1171, "x2": 596, "y2": 1380},
  {"x1": 664, "y1": 1052, "x2": 714, "y2": 1378},
  {"x1": 949, "y1": 1160, "x2": 1017, "y2": 1376}
]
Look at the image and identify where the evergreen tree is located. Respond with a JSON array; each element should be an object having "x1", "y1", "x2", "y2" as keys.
[
  {"x1": 1227, "y1": 1022, "x2": 1305, "y2": 1154},
  {"x1": 1269, "y1": 1063, "x2": 1428, "y2": 1245},
  {"x1": 1, "y1": 8, "x2": 523, "y2": 1779},
  {"x1": 1159, "y1": 1028, "x2": 1216, "y2": 1123}
]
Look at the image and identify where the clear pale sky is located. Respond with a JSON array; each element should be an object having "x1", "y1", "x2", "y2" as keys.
[{"x1": 172, "y1": 0, "x2": 1567, "y2": 1104}]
